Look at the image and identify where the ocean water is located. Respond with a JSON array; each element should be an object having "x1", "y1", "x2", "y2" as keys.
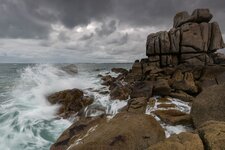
[
  {"x1": 0, "y1": 63, "x2": 131, "y2": 150},
  {"x1": 0, "y1": 63, "x2": 192, "y2": 150}
]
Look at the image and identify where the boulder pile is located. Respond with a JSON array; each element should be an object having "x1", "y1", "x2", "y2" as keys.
[{"x1": 146, "y1": 9, "x2": 224, "y2": 67}]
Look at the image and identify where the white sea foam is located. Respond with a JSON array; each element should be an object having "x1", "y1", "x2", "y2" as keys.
[{"x1": 0, "y1": 64, "x2": 128, "y2": 149}]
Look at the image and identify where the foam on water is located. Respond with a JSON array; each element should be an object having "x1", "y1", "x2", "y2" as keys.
[{"x1": 0, "y1": 64, "x2": 127, "y2": 150}]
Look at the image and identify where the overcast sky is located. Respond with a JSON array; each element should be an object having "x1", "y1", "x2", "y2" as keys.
[{"x1": 0, "y1": 0, "x2": 224, "y2": 63}]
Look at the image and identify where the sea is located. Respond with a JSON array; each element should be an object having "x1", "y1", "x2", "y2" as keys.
[{"x1": 0, "y1": 63, "x2": 192, "y2": 150}]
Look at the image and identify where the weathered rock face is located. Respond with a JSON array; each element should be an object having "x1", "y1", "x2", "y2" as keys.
[
  {"x1": 198, "y1": 121, "x2": 225, "y2": 150},
  {"x1": 146, "y1": 9, "x2": 224, "y2": 67},
  {"x1": 47, "y1": 89, "x2": 94, "y2": 118},
  {"x1": 56, "y1": 112, "x2": 165, "y2": 150},
  {"x1": 148, "y1": 132, "x2": 204, "y2": 150},
  {"x1": 191, "y1": 84, "x2": 225, "y2": 128}
]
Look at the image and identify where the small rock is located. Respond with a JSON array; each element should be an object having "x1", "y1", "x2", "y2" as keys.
[
  {"x1": 127, "y1": 97, "x2": 147, "y2": 113},
  {"x1": 153, "y1": 109, "x2": 192, "y2": 125}
]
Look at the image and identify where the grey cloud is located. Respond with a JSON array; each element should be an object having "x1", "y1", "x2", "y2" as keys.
[
  {"x1": 0, "y1": 0, "x2": 225, "y2": 39},
  {"x1": 0, "y1": 0, "x2": 51, "y2": 39},
  {"x1": 79, "y1": 33, "x2": 94, "y2": 41},
  {"x1": 95, "y1": 20, "x2": 117, "y2": 37},
  {"x1": 107, "y1": 33, "x2": 128, "y2": 46}
]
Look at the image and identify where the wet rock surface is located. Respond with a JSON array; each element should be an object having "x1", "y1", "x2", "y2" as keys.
[{"x1": 47, "y1": 89, "x2": 94, "y2": 118}]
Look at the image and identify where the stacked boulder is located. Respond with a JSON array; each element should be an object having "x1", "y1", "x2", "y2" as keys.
[{"x1": 146, "y1": 9, "x2": 224, "y2": 67}]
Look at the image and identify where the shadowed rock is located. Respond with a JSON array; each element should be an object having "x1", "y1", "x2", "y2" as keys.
[{"x1": 191, "y1": 84, "x2": 225, "y2": 128}]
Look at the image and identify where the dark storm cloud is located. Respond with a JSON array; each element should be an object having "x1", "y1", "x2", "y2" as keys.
[{"x1": 0, "y1": 0, "x2": 224, "y2": 39}]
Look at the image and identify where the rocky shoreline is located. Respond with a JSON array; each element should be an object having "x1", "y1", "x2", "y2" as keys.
[{"x1": 48, "y1": 9, "x2": 225, "y2": 150}]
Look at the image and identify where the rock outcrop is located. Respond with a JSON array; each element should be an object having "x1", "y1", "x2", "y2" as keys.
[{"x1": 146, "y1": 9, "x2": 224, "y2": 67}]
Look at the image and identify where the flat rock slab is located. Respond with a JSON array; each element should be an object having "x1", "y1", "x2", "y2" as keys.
[{"x1": 153, "y1": 109, "x2": 192, "y2": 126}]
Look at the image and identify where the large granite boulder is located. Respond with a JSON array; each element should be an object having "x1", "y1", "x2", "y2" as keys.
[
  {"x1": 198, "y1": 121, "x2": 225, "y2": 150},
  {"x1": 173, "y1": 9, "x2": 213, "y2": 28},
  {"x1": 148, "y1": 132, "x2": 204, "y2": 150},
  {"x1": 191, "y1": 84, "x2": 225, "y2": 128},
  {"x1": 192, "y1": 8, "x2": 213, "y2": 23},
  {"x1": 47, "y1": 89, "x2": 94, "y2": 118},
  {"x1": 58, "y1": 112, "x2": 165, "y2": 150}
]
